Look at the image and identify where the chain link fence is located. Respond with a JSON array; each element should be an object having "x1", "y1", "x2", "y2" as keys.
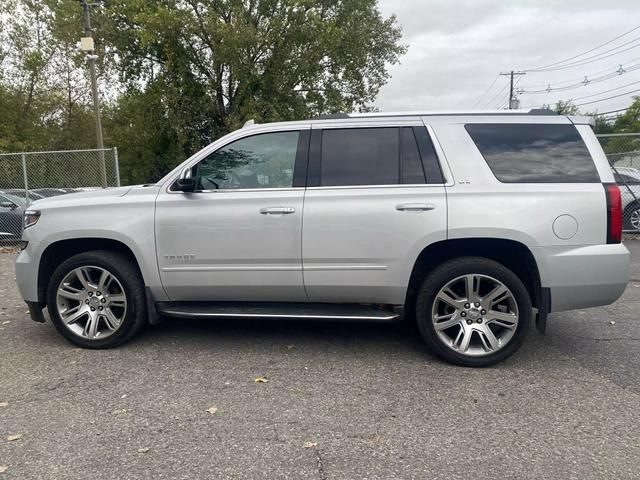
[
  {"x1": 597, "y1": 134, "x2": 640, "y2": 236},
  {"x1": 0, "y1": 148, "x2": 120, "y2": 244}
]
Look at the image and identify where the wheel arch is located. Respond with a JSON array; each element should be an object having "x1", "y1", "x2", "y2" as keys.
[
  {"x1": 406, "y1": 238, "x2": 542, "y2": 311},
  {"x1": 37, "y1": 238, "x2": 145, "y2": 306}
]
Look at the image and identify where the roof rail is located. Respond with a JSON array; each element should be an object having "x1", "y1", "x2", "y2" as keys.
[
  {"x1": 528, "y1": 108, "x2": 558, "y2": 115},
  {"x1": 310, "y1": 113, "x2": 350, "y2": 120}
]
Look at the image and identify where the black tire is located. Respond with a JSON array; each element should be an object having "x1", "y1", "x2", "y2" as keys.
[
  {"x1": 46, "y1": 250, "x2": 147, "y2": 348},
  {"x1": 415, "y1": 257, "x2": 531, "y2": 367}
]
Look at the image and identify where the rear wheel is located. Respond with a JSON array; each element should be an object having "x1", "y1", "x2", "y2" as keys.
[
  {"x1": 47, "y1": 250, "x2": 146, "y2": 348},
  {"x1": 415, "y1": 257, "x2": 531, "y2": 367}
]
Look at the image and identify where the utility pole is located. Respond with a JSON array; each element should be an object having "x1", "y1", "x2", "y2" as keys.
[
  {"x1": 500, "y1": 70, "x2": 526, "y2": 109},
  {"x1": 79, "y1": 0, "x2": 107, "y2": 188}
]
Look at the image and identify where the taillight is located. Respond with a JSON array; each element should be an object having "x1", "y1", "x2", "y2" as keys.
[{"x1": 604, "y1": 183, "x2": 622, "y2": 244}]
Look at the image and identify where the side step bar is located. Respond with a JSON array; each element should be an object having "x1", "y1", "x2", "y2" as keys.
[{"x1": 156, "y1": 302, "x2": 400, "y2": 322}]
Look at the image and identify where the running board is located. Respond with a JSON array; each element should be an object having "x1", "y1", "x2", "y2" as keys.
[{"x1": 156, "y1": 302, "x2": 400, "y2": 322}]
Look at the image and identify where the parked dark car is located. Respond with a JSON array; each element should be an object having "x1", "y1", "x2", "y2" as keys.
[
  {"x1": 0, "y1": 193, "x2": 25, "y2": 243},
  {"x1": 32, "y1": 188, "x2": 80, "y2": 198},
  {"x1": 0, "y1": 189, "x2": 44, "y2": 203}
]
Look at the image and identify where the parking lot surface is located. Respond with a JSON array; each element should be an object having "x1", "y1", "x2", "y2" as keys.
[{"x1": 1, "y1": 242, "x2": 640, "y2": 479}]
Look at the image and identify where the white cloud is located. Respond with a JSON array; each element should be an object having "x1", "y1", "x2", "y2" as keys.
[{"x1": 376, "y1": 0, "x2": 640, "y2": 113}]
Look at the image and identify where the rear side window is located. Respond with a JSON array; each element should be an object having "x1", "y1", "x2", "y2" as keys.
[
  {"x1": 316, "y1": 127, "x2": 443, "y2": 187},
  {"x1": 465, "y1": 123, "x2": 599, "y2": 183},
  {"x1": 321, "y1": 128, "x2": 399, "y2": 186},
  {"x1": 400, "y1": 127, "x2": 425, "y2": 184}
]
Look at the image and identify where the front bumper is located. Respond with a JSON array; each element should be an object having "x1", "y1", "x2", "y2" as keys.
[{"x1": 15, "y1": 245, "x2": 40, "y2": 304}]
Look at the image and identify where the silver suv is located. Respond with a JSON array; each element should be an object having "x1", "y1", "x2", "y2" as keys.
[{"x1": 15, "y1": 109, "x2": 630, "y2": 366}]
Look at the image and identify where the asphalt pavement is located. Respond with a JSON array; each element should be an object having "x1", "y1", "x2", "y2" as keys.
[{"x1": 1, "y1": 242, "x2": 640, "y2": 479}]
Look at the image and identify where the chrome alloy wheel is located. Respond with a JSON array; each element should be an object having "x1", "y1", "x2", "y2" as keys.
[
  {"x1": 431, "y1": 274, "x2": 519, "y2": 357},
  {"x1": 630, "y1": 208, "x2": 640, "y2": 231},
  {"x1": 55, "y1": 266, "x2": 127, "y2": 340}
]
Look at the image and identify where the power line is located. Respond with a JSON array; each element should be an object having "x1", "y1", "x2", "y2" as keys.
[
  {"x1": 571, "y1": 79, "x2": 640, "y2": 101},
  {"x1": 496, "y1": 76, "x2": 524, "y2": 109},
  {"x1": 519, "y1": 60, "x2": 640, "y2": 94},
  {"x1": 525, "y1": 79, "x2": 640, "y2": 108},
  {"x1": 528, "y1": 40, "x2": 640, "y2": 72},
  {"x1": 524, "y1": 86, "x2": 640, "y2": 110},
  {"x1": 522, "y1": 56, "x2": 640, "y2": 89},
  {"x1": 472, "y1": 75, "x2": 500, "y2": 109},
  {"x1": 500, "y1": 71, "x2": 526, "y2": 109},
  {"x1": 527, "y1": 24, "x2": 640, "y2": 70},
  {"x1": 595, "y1": 107, "x2": 629, "y2": 116},
  {"x1": 480, "y1": 80, "x2": 509, "y2": 109},
  {"x1": 573, "y1": 87, "x2": 640, "y2": 107}
]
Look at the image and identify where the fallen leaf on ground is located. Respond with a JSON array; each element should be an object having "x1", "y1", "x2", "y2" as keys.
[
  {"x1": 254, "y1": 376, "x2": 269, "y2": 383},
  {"x1": 0, "y1": 401, "x2": 7, "y2": 407},
  {"x1": 1, "y1": 321, "x2": 9, "y2": 325},
  {"x1": 0, "y1": 465, "x2": 7, "y2": 473},
  {"x1": 137, "y1": 447, "x2": 150, "y2": 454},
  {"x1": 206, "y1": 406, "x2": 218, "y2": 414},
  {"x1": 303, "y1": 441, "x2": 317, "y2": 448},
  {"x1": 7, "y1": 434, "x2": 22, "y2": 442},
  {"x1": 112, "y1": 409, "x2": 127, "y2": 416}
]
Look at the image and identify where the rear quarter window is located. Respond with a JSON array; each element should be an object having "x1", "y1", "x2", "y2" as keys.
[{"x1": 465, "y1": 123, "x2": 600, "y2": 183}]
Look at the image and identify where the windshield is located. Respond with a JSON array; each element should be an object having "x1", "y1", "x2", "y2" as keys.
[{"x1": 1, "y1": 193, "x2": 26, "y2": 208}]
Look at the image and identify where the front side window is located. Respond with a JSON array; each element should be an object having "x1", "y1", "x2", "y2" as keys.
[
  {"x1": 465, "y1": 123, "x2": 599, "y2": 183},
  {"x1": 195, "y1": 131, "x2": 300, "y2": 190}
]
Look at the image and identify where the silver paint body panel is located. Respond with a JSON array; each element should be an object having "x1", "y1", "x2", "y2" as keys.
[{"x1": 16, "y1": 112, "x2": 629, "y2": 314}]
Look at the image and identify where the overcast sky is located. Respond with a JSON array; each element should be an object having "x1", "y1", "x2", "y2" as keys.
[{"x1": 375, "y1": 0, "x2": 640, "y2": 115}]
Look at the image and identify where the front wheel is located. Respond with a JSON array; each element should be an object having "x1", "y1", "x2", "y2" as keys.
[
  {"x1": 46, "y1": 250, "x2": 147, "y2": 348},
  {"x1": 415, "y1": 257, "x2": 531, "y2": 367}
]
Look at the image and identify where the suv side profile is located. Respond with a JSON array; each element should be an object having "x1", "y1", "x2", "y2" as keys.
[{"x1": 15, "y1": 110, "x2": 630, "y2": 367}]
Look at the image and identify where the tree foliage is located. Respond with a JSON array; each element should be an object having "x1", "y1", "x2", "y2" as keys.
[{"x1": 0, "y1": 0, "x2": 406, "y2": 183}]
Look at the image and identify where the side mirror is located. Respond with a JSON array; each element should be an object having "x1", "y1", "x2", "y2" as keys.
[
  {"x1": 0, "y1": 201, "x2": 16, "y2": 210},
  {"x1": 175, "y1": 167, "x2": 196, "y2": 192}
]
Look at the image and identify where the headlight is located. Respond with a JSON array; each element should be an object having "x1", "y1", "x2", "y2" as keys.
[{"x1": 23, "y1": 210, "x2": 41, "y2": 229}]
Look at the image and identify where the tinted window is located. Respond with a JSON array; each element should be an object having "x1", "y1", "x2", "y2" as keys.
[
  {"x1": 401, "y1": 127, "x2": 426, "y2": 184},
  {"x1": 195, "y1": 131, "x2": 299, "y2": 189},
  {"x1": 413, "y1": 127, "x2": 445, "y2": 184},
  {"x1": 321, "y1": 128, "x2": 399, "y2": 186},
  {"x1": 465, "y1": 124, "x2": 599, "y2": 183}
]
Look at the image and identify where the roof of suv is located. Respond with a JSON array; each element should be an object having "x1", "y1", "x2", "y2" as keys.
[{"x1": 241, "y1": 109, "x2": 593, "y2": 130}]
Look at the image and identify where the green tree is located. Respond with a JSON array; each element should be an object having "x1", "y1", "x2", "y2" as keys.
[
  {"x1": 611, "y1": 96, "x2": 640, "y2": 133},
  {"x1": 38, "y1": 0, "x2": 406, "y2": 183},
  {"x1": 543, "y1": 99, "x2": 580, "y2": 115}
]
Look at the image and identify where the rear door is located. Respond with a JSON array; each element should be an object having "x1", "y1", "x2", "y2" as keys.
[{"x1": 301, "y1": 121, "x2": 448, "y2": 305}]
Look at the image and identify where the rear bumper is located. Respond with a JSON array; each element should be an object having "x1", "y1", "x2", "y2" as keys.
[{"x1": 533, "y1": 243, "x2": 630, "y2": 312}]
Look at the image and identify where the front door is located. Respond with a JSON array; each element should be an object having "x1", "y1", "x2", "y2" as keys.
[{"x1": 155, "y1": 128, "x2": 309, "y2": 302}]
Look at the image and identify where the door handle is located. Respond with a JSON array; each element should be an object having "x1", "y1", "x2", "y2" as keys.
[
  {"x1": 396, "y1": 203, "x2": 435, "y2": 212},
  {"x1": 260, "y1": 207, "x2": 296, "y2": 215}
]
